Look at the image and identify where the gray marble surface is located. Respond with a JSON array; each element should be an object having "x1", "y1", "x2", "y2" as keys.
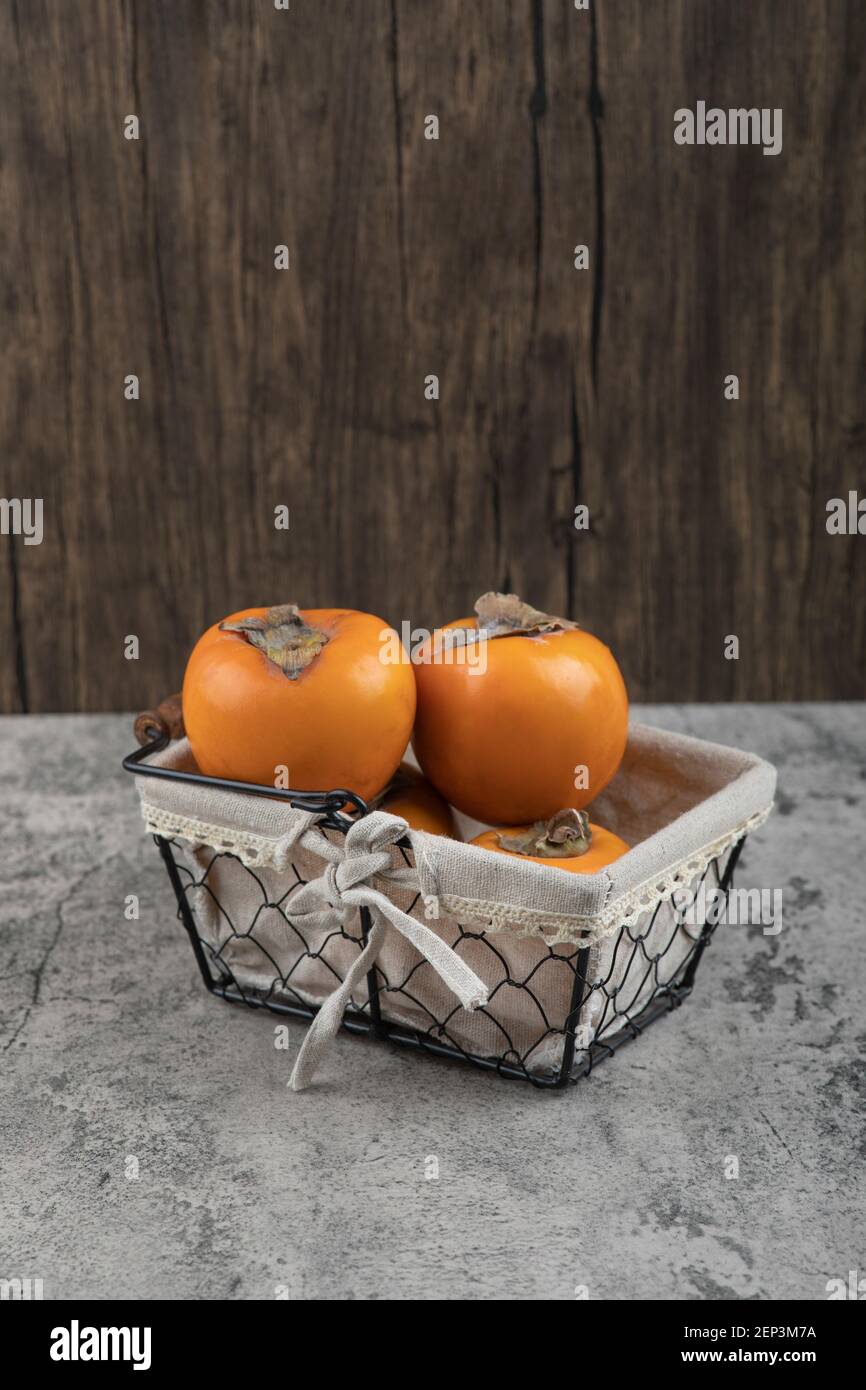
[{"x1": 1, "y1": 705, "x2": 864, "y2": 1301}]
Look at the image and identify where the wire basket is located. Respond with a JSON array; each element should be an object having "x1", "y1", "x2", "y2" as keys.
[{"x1": 126, "y1": 733, "x2": 746, "y2": 1090}]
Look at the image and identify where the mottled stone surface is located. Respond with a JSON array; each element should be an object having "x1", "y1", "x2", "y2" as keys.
[{"x1": 1, "y1": 707, "x2": 864, "y2": 1301}]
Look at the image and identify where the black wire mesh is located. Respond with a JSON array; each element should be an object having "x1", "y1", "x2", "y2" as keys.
[{"x1": 154, "y1": 826, "x2": 744, "y2": 1089}]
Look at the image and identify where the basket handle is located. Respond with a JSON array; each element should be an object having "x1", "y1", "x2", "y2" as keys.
[{"x1": 134, "y1": 692, "x2": 185, "y2": 746}]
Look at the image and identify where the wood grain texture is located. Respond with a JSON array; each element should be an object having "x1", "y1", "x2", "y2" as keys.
[{"x1": 1, "y1": 0, "x2": 863, "y2": 712}]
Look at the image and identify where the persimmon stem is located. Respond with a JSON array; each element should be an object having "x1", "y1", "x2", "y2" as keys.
[
  {"x1": 497, "y1": 809, "x2": 592, "y2": 859},
  {"x1": 220, "y1": 604, "x2": 328, "y2": 679}
]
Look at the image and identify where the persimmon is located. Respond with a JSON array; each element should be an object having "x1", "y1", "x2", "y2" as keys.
[
  {"x1": 379, "y1": 762, "x2": 460, "y2": 838},
  {"x1": 182, "y1": 604, "x2": 416, "y2": 801},
  {"x1": 470, "y1": 810, "x2": 628, "y2": 874},
  {"x1": 412, "y1": 592, "x2": 628, "y2": 824}
]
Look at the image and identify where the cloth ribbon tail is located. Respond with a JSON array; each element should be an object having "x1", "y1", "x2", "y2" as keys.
[
  {"x1": 290, "y1": 917, "x2": 387, "y2": 1091},
  {"x1": 366, "y1": 887, "x2": 488, "y2": 1011},
  {"x1": 290, "y1": 889, "x2": 489, "y2": 1092}
]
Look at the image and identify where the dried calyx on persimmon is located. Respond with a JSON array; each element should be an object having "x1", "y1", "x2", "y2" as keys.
[
  {"x1": 474, "y1": 591, "x2": 578, "y2": 639},
  {"x1": 219, "y1": 604, "x2": 329, "y2": 679},
  {"x1": 470, "y1": 808, "x2": 629, "y2": 875},
  {"x1": 498, "y1": 808, "x2": 593, "y2": 858}
]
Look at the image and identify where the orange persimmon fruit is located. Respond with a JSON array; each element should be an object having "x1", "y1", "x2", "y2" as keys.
[
  {"x1": 380, "y1": 762, "x2": 460, "y2": 838},
  {"x1": 182, "y1": 604, "x2": 416, "y2": 801},
  {"x1": 470, "y1": 810, "x2": 628, "y2": 874},
  {"x1": 412, "y1": 592, "x2": 629, "y2": 824}
]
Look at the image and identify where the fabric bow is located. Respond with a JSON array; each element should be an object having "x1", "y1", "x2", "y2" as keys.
[{"x1": 287, "y1": 811, "x2": 488, "y2": 1090}]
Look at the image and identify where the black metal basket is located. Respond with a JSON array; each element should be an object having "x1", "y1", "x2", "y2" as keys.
[{"x1": 125, "y1": 735, "x2": 744, "y2": 1090}]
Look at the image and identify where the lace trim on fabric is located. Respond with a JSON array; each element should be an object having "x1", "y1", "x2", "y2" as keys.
[
  {"x1": 140, "y1": 800, "x2": 771, "y2": 944},
  {"x1": 139, "y1": 804, "x2": 315, "y2": 870},
  {"x1": 438, "y1": 807, "x2": 772, "y2": 943}
]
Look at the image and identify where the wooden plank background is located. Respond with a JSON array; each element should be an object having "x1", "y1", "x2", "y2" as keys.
[{"x1": 1, "y1": 0, "x2": 864, "y2": 713}]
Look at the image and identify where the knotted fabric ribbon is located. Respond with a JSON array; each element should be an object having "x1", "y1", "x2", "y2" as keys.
[{"x1": 287, "y1": 811, "x2": 489, "y2": 1090}]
